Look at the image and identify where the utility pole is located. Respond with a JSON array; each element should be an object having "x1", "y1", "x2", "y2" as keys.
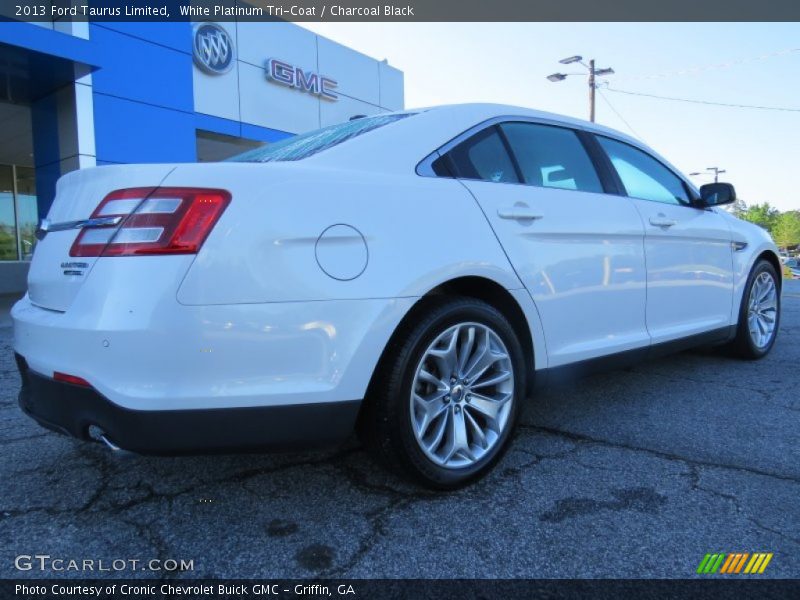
[
  {"x1": 708, "y1": 167, "x2": 726, "y2": 183},
  {"x1": 547, "y1": 56, "x2": 614, "y2": 123},
  {"x1": 690, "y1": 167, "x2": 727, "y2": 183}
]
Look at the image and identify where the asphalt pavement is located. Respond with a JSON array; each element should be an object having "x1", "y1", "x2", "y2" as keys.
[{"x1": 1, "y1": 282, "x2": 798, "y2": 579}]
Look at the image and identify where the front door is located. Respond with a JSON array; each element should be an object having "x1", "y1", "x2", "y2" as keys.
[{"x1": 594, "y1": 136, "x2": 734, "y2": 344}]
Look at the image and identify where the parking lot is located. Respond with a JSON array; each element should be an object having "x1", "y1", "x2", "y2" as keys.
[{"x1": 1, "y1": 282, "x2": 798, "y2": 579}]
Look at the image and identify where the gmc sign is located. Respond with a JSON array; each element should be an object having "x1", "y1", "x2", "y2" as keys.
[{"x1": 265, "y1": 58, "x2": 339, "y2": 101}]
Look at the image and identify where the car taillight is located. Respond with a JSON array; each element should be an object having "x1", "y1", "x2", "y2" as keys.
[
  {"x1": 54, "y1": 372, "x2": 91, "y2": 387},
  {"x1": 70, "y1": 187, "x2": 231, "y2": 257}
]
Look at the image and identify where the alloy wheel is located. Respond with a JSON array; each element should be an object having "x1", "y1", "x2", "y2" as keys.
[
  {"x1": 747, "y1": 271, "x2": 778, "y2": 349},
  {"x1": 409, "y1": 322, "x2": 514, "y2": 469}
]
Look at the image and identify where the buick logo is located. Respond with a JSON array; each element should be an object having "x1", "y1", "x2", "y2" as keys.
[{"x1": 193, "y1": 23, "x2": 234, "y2": 75}]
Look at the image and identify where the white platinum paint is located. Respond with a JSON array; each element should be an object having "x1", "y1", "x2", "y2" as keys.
[{"x1": 12, "y1": 104, "x2": 780, "y2": 416}]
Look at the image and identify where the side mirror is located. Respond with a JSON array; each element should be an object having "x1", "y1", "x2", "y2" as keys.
[{"x1": 699, "y1": 182, "x2": 736, "y2": 207}]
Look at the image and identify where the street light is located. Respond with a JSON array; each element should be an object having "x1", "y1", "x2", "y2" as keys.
[
  {"x1": 690, "y1": 167, "x2": 727, "y2": 183},
  {"x1": 546, "y1": 55, "x2": 615, "y2": 122}
]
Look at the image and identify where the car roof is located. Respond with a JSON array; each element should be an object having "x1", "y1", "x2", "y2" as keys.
[
  {"x1": 311, "y1": 103, "x2": 695, "y2": 192},
  {"x1": 412, "y1": 103, "x2": 646, "y2": 148}
]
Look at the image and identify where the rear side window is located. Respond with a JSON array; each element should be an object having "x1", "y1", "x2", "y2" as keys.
[
  {"x1": 445, "y1": 127, "x2": 520, "y2": 184},
  {"x1": 229, "y1": 113, "x2": 414, "y2": 163},
  {"x1": 499, "y1": 122, "x2": 603, "y2": 193},
  {"x1": 597, "y1": 136, "x2": 691, "y2": 205}
]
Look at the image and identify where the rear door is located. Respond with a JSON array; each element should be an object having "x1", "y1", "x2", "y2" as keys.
[
  {"x1": 593, "y1": 135, "x2": 734, "y2": 343},
  {"x1": 440, "y1": 120, "x2": 648, "y2": 367}
]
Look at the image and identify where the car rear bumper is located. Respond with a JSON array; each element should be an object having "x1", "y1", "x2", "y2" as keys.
[
  {"x1": 15, "y1": 353, "x2": 360, "y2": 454},
  {"x1": 12, "y1": 293, "x2": 414, "y2": 412}
]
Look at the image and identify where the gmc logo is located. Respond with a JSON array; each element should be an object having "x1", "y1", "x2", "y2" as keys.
[{"x1": 265, "y1": 58, "x2": 338, "y2": 101}]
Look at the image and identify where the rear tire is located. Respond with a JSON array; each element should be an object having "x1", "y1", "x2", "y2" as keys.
[
  {"x1": 359, "y1": 297, "x2": 527, "y2": 489},
  {"x1": 727, "y1": 259, "x2": 780, "y2": 359}
]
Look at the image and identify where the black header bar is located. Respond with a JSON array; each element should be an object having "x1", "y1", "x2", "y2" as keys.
[{"x1": 3, "y1": 0, "x2": 800, "y2": 22}]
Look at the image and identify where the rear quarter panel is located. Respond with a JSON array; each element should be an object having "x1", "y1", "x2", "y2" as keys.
[{"x1": 173, "y1": 163, "x2": 524, "y2": 304}]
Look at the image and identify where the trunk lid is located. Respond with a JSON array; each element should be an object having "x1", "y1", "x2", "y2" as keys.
[{"x1": 27, "y1": 164, "x2": 177, "y2": 312}]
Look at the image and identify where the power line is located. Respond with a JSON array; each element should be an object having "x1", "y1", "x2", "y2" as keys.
[
  {"x1": 605, "y1": 87, "x2": 800, "y2": 112},
  {"x1": 546, "y1": 55, "x2": 615, "y2": 122},
  {"x1": 618, "y1": 47, "x2": 799, "y2": 82},
  {"x1": 596, "y1": 89, "x2": 646, "y2": 142}
]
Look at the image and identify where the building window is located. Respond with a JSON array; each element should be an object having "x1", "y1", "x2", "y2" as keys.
[
  {"x1": 0, "y1": 164, "x2": 37, "y2": 262},
  {"x1": 15, "y1": 166, "x2": 37, "y2": 261},
  {"x1": 196, "y1": 130, "x2": 263, "y2": 162},
  {"x1": 0, "y1": 165, "x2": 16, "y2": 261}
]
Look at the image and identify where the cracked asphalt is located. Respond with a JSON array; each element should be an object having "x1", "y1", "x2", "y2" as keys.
[{"x1": 1, "y1": 282, "x2": 798, "y2": 579}]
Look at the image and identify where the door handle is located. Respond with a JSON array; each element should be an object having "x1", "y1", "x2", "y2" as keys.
[
  {"x1": 497, "y1": 208, "x2": 544, "y2": 221},
  {"x1": 649, "y1": 217, "x2": 677, "y2": 228}
]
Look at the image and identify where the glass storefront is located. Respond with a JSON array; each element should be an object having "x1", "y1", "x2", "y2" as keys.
[
  {"x1": 196, "y1": 130, "x2": 263, "y2": 162},
  {"x1": 0, "y1": 166, "x2": 16, "y2": 261},
  {"x1": 15, "y1": 167, "x2": 37, "y2": 260},
  {"x1": 0, "y1": 164, "x2": 37, "y2": 261}
]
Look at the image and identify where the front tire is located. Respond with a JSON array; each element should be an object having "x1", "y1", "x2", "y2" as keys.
[
  {"x1": 728, "y1": 259, "x2": 781, "y2": 359},
  {"x1": 360, "y1": 297, "x2": 527, "y2": 489}
]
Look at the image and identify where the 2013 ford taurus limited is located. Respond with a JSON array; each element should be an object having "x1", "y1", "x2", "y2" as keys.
[{"x1": 12, "y1": 104, "x2": 782, "y2": 488}]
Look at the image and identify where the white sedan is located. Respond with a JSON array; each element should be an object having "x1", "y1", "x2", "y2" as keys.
[{"x1": 12, "y1": 104, "x2": 781, "y2": 488}]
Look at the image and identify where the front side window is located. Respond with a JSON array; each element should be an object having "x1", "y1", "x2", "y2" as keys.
[
  {"x1": 597, "y1": 136, "x2": 690, "y2": 205},
  {"x1": 445, "y1": 127, "x2": 520, "y2": 184},
  {"x1": 499, "y1": 122, "x2": 603, "y2": 193},
  {"x1": 229, "y1": 113, "x2": 415, "y2": 163}
]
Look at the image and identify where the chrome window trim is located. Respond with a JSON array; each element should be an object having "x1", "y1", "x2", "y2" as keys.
[
  {"x1": 416, "y1": 115, "x2": 599, "y2": 178},
  {"x1": 416, "y1": 115, "x2": 699, "y2": 198},
  {"x1": 416, "y1": 150, "x2": 443, "y2": 177}
]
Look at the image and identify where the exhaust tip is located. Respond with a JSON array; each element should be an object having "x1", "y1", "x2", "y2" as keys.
[
  {"x1": 99, "y1": 433, "x2": 123, "y2": 452},
  {"x1": 88, "y1": 425, "x2": 126, "y2": 453}
]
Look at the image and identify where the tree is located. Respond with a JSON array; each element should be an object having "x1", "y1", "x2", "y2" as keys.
[
  {"x1": 726, "y1": 197, "x2": 748, "y2": 218},
  {"x1": 771, "y1": 211, "x2": 800, "y2": 249},
  {"x1": 740, "y1": 202, "x2": 779, "y2": 231}
]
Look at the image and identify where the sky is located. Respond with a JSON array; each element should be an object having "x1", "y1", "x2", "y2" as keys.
[{"x1": 303, "y1": 22, "x2": 800, "y2": 211}]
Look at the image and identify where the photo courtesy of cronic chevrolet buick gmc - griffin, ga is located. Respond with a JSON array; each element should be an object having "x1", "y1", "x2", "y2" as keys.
[{"x1": 13, "y1": 104, "x2": 782, "y2": 488}]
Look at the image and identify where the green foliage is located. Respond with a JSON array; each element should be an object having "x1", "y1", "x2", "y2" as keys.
[
  {"x1": 771, "y1": 211, "x2": 800, "y2": 249},
  {"x1": 740, "y1": 202, "x2": 780, "y2": 232},
  {"x1": 0, "y1": 228, "x2": 18, "y2": 261},
  {"x1": 730, "y1": 200, "x2": 799, "y2": 250},
  {"x1": 728, "y1": 197, "x2": 748, "y2": 218}
]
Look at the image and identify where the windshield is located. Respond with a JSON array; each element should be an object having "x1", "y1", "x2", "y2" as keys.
[{"x1": 228, "y1": 113, "x2": 415, "y2": 163}]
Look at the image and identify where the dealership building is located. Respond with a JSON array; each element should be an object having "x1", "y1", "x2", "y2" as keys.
[{"x1": 0, "y1": 19, "x2": 404, "y2": 293}]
